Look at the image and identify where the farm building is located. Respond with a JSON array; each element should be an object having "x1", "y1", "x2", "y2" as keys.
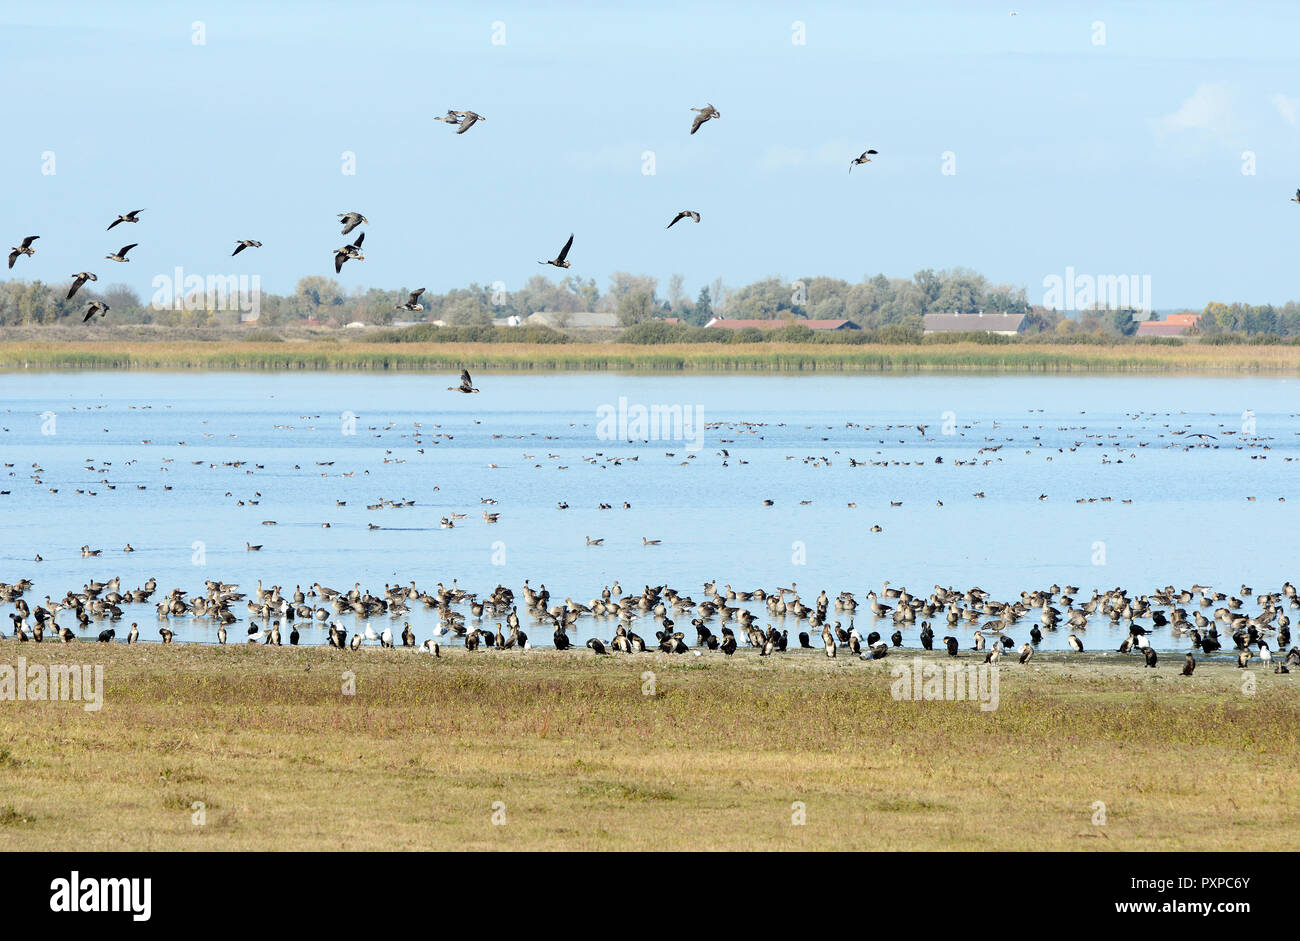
[
  {"x1": 703, "y1": 317, "x2": 860, "y2": 331},
  {"x1": 923, "y1": 312, "x2": 1026, "y2": 336}
]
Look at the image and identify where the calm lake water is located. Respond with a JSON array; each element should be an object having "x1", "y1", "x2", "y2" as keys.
[{"x1": 0, "y1": 370, "x2": 1296, "y2": 654}]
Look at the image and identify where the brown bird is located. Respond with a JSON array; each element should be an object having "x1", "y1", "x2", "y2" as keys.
[
  {"x1": 539, "y1": 233, "x2": 574, "y2": 269},
  {"x1": 107, "y1": 209, "x2": 144, "y2": 230},
  {"x1": 667, "y1": 210, "x2": 701, "y2": 229},
  {"x1": 67, "y1": 271, "x2": 97, "y2": 299},
  {"x1": 1181, "y1": 652, "x2": 1195, "y2": 676},
  {"x1": 689, "y1": 103, "x2": 720, "y2": 134},
  {"x1": 8, "y1": 235, "x2": 38, "y2": 269},
  {"x1": 333, "y1": 232, "x2": 364, "y2": 273},
  {"x1": 82, "y1": 300, "x2": 110, "y2": 323},
  {"x1": 849, "y1": 149, "x2": 879, "y2": 173},
  {"x1": 105, "y1": 243, "x2": 138, "y2": 263},
  {"x1": 337, "y1": 211, "x2": 367, "y2": 234},
  {"x1": 231, "y1": 239, "x2": 262, "y2": 256},
  {"x1": 448, "y1": 369, "x2": 480, "y2": 394}
]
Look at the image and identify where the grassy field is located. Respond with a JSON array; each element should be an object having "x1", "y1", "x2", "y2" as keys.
[
  {"x1": 3, "y1": 339, "x2": 1300, "y2": 373},
  {"x1": 0, "y1": 643, "x2": 1294, "y2": 851}
]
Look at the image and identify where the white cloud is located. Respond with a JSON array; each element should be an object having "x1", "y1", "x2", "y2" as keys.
[
  {"x1": 1272, "y1": 92, "x2": 1300, "y2": 128},
  {"x1": 1157, "y1": 83, "x2": 1238, "y2": 139}
]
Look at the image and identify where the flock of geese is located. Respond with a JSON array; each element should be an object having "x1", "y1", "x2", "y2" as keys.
[
  {"x1": 1, "y1": 575, "x2": 1297, "y2": 676},
  {"x1": 6, "y1": 101, "x2": 881, "y2": 327}
]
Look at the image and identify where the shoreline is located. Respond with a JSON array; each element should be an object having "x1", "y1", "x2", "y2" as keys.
[{"x1": 2, "y1": 340, "x2": 1300, "y2": 374}]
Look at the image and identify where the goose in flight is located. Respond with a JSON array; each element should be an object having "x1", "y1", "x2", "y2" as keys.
[
  {"x1": 1292, "y1": 189, "x2": 1300, "y2": 204},
  {"x1": 333, "y1": 232, "x2": 364, "y2": 273},
  {"x1": 1188, "y1": 433, "x2": 1217, "y2": 442},
  {"x1": 231, "y1": 239, "x2": 262, "y2": 256},
  {"x1": 667, "y1": 210, "x2": 700, "y2": 229},
  {"x1": 448, "y1": 369, "x2": 480, "y2": 394},
  {"x1": 434, "y1": 110, "x2": 463, "y2": 127},
  {"x1": 539, "y1": 233, "x2": 574, "y2": 269},
  {"x1": 453, "y1": 110, "x2": 485, "y2": 134},
  {"x1": 107, "y1": 209, "x2": 144, "y2": 230},
  {"x1": 395, "y1": 288, "x2": 425, "y2": 312},
  {"x1": 337, "y1": 211, "x2": 368, "y2": 235},
  {"x1": 67, "y1": 272, "x2": 97, "y2": 299},
  {"x1": 105, "y1": 243, "x2": 138, "y2": 263},
  {"x1": 82, "y1": 300, "x2": 110, "y2": 323},
  {"x1": 8, "y1": 236, "x2": 38, "y2": 269},
  {"x1": 690, "y1": 103, "x2": 720, "y2": 134},
  {"x1": 849, "y1": 150, "x2": 879, "y2": 173}
]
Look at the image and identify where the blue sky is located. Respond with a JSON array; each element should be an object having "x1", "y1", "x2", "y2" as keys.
[{"x1": 2, "y1": 0, "x2": 1299, "y2": 309}]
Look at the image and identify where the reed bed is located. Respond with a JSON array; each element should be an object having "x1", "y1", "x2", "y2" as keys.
[{"x1": 2, "y1": 340, "x2": 1300, "y2": 373}]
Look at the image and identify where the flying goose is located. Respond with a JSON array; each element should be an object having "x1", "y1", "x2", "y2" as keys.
[
  {"x1": 231, "y1": 239, "x2": 262, "y2": 256},
  {"x1": 667, "y1": 210, "x2": 700, "y2": 229},
  {"x1": 105, "y1": 243, "x2": 138, "y2": 263},
  {"x1": 82, "y1": 300, "x2": 110, "y2": 323},
  {"x1": 448, "y1": 369, "x2": 480, "y2": 393},
  {"x1": 333, "y1": 232, "x2": 364, "y2": 273},
  {"x1": 453, "y1": 110, "x2": 484, "y2": 134},
  {"x1": 338, "y1": 211, "x2": 368, "y2": 234},
  {"x1": 1292, "y1": 189, "x2": 1300, "y2": 204},
  {"x1": 107, "y1": 209, "x2": 144, "y2": 230},
  {"x1": 849, "y1": 149, "x2": 879, "y2": 173},
  {"x1": 434, "y1": 110, "x2": 463, "y2": 126},
  {"x1": 539, "y1": 233, "x2": 574, "y2": 269},
  {"x1": 689, "y1": 103, "x2": 720, "y2": 134},
  {"x1": 8, "y1": 236, "x2": 38, "y2": 269},
  {"x1": 395, "y1": 288, "x2": 425, "y2": 311},
  {"x1": 67, "y1": 272, "x2": 97, "y2": 299}
]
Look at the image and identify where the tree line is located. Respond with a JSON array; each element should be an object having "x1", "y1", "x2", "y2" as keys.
[{"x1": 3, "y1": 268, "x2": 1300, "y2": 338}]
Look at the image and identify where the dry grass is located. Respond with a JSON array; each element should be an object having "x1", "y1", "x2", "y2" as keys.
[
  {"x1": 2, "y1": 339, "x2": 1300, "y2": 372},
  {"x1": 0, "y1": 643, "x2": 1294, "y2": 851}
]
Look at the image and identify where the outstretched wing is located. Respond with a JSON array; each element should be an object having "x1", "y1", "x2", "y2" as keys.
[
  {"x1": 459, "y1": 369, "x2": 474, "y2": 392},
  {"x1": 334, "y1": 252, "x2": 346, "y2": 274},
  {"x1": 232, "y1": 242, "x2": 246, "y2": 256},
  {"x1": 408, "y1": 288, "x2": 425, "y2": 306},
  {"x1": 352, "y1": 231, "x2": 365, "y2": 249},
  {"x1": 107, "y1": 218, "x2": 122, "y2": 230},
  {"x1": 6, "y1": 250, "x2": 16, "y2": 269},
  {"x1": 667, "y1": 212, "x2": 685, "y2": 229},
  {"x1": 119, "y1": 243, "x2": 138, "y2": 257},
  {"x1": 456, "y1": 113, "x2": 479, "y2": 134},
  {"x1": 20, "y1": 235, "x2": 39, "y2": 249},
  {"x1": 690, "y1": 111, "x2": 707, "y2": 134},
  {"x1": 556, "y1": 233, "x2": 574, "y2": 263},
  {"x1": 68, "y1": 275, "x2": 87, "y2": 299}
]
